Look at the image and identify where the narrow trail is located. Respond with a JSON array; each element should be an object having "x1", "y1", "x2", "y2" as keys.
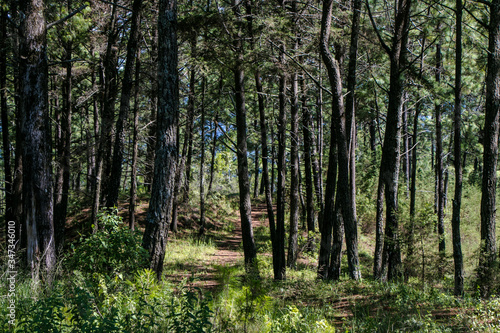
[
  {"x1": 165, "y1": 202, "x2": 271, "y2": 291},
  {"x1": 209, "y1": 202, "x2": 269, "y2": 266}
]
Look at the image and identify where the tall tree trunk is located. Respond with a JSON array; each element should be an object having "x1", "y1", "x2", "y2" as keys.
[
  {"x1": 253, "y1": 119, "x2": 259, "y2": 199},
  {"x1": 318, "y1": 125, "x2": 337, "y2": 279},
  {"x1": 435, "y1": 37, "x2": 446, "y2": 268},
  {"x1": 171, "y1": 34, "x2": 196, "y2": 232},
  {"x1": 233, "y1": 0, "x2": 257, "y2": 268},
  {"x1": 145, "y1": 26, "x2": 158, "y2": 191},
  {"x1": 402, "y1": 103, "x2": 410, "y2": 197},
  {"x1": 20, "y1": 0, "x2": 56, "y2": 280},
  {"x1": 234, "y1": 63, "x2": 257, "y2": 268},
  {"x1": 452, "y1": 0, "x2": 464, "y2": 296},
  {"x1": 287, "y1": 67, "x2": 300, "y2": 268},
  {"x1": 256, "y1": 70, "x2": 279, "y2": 278},
  {"x1": 106, "y1": 0, "x2": 143, "y2": 208},
  {"x1": 301, "y1": 75, "x2": 315, "y2": 251},
  {"x1": 129, "y1": 55, "x2": 141, "y2": 230},
  {"x1": 1, "y1": 9, "x2": 14, "y2": 233},
  {"x1": 276, "y1": 46, "x2": 287, "y2": 279},
  {"x1": 199, "y1": 76, "x2": 207, "y2": 233},
  {"x1": 12, "y1": 0, "x2": 24, "y2": 251},
  {"x1": 316, "y1": 62, "x2": 324, "y2": 219},
  {"x1": 142, "y1": 0, "x2": 178, "y2": 280},
  {"x1": 373, "y1": 174, "x2": 385, "y2": 279},
  {"x1": 91, "y1": 0, "x2": 119, "y2": 228},
  {"x1": 320, "y1": 0, "x2": 361, "y2": 280},
  {"x1": 369, "y1": 0, "x2": 412, "y2": 281},
  {"x1": 208, "y1": 77, "x2": 222, "y2": 195},
  {"x1": 479, "y1": 0, "x2": 500, "y2": 297},
  {"x1": 54, "y1": 36, "x2": 72, "y2": 254},
  {"x1": 346, "y1": 0, "x2": 361, "y2": 221}
]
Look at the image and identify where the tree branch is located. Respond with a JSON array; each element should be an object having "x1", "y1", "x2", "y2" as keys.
[
  {"x1": 47, "y1": 5, "x2": 88, "y2": 30},
  {"x1": 365, "y1": 0, "x2": 392, "y2": 55},
  {"x1": 267, "y1": 39, "x2": 333, "y2": 96}
]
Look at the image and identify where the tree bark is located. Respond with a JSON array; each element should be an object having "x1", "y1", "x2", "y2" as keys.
[
  {"x1": 142, "y1": 0, "x2": 179, "y2": 280},
  {"x1": 479, "y1": 0, "x2": 500, "y2": 297},
  {"x1": 20, "y1": 0, "x2": 56, "y2": 280}
]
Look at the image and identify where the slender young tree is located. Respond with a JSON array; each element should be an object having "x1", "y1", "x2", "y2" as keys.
[
  {"x1": 199, "y1": 76, "x2": 207, "y2": 234},
  {"x1": 435, "y1": 34, "x2": 446, "y2": 268},
  {"x1": 276, "y1": 44, "x2": 287, "y2": 280},
  {"x1": 451, "y1": 0, "x2": 464, "y2": 296},
  {"x1": 142, "y1": 0, "x2": 179, "y2": 280},
  {"x1": 129, "y1": 55, "x2": 141, "y2": 230}
]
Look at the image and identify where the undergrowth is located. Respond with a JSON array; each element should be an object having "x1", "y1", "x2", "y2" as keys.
[{"x1": 2, "y1": 198, "x2": 500, "y2": 332}]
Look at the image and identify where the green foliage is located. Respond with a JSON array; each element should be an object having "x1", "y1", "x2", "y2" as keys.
[
  {"x1": 459, "y1": 297, "x2": 500, "y2": 331},
  {"x1": 6, "y1": 269, "x2": 214, "y2": 333},
  {"x1": 66, "y1": 208, "x2": 149, "y2": 277},
  {"x1": 167, "y1": 286, "x2": 213, "y2": 333}
]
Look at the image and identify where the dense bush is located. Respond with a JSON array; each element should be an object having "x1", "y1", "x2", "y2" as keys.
[{"x1": 66, "y1": 208, "x2": 149, "y2": 276}]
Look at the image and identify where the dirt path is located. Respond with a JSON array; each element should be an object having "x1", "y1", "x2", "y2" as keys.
[{"x1": 209, "y1": 203, "x2": 269, "y2": 266}]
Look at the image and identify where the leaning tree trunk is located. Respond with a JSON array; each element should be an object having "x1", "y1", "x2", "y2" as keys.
[
  {"x1": 20, "y1": 0, "x2": 56, "y2": 280},
  {"x1": 320, "y1": 0, "x2": 361, "y2": 280},
  {"x1": 479, "y1": 0, "x2": 500, "y2": 297},
  {"x1": 142, "y1": 0, "x2": 179, "y2": 280}
]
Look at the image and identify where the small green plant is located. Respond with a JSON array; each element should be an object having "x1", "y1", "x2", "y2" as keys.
[{"x1": 167, "y1": 286, "x2": 213, "y2": 333}]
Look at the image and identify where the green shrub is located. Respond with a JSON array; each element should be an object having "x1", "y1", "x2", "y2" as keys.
[{"x1": 67, "y1": 208, "x2": 148, "y2": 277}]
